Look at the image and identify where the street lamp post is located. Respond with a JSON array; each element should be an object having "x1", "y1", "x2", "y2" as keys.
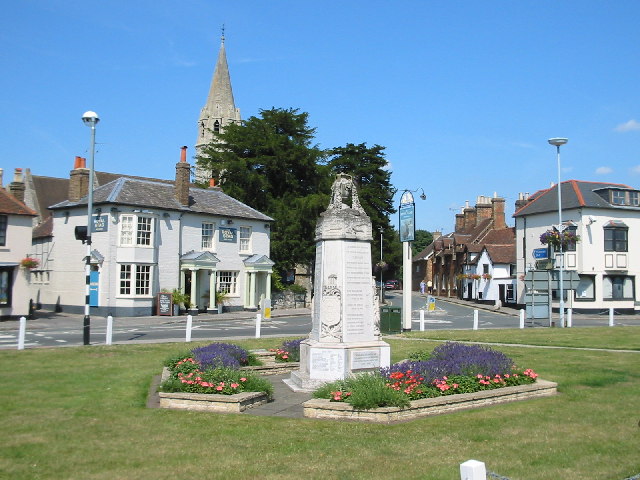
[
  {"x1": 399, "y1": 188, "x2": 426, "y2": 331},
  {"x1": 548, "y1": 137, "x2": 568, "y2": 328},
  {"x1": 82, "y1": 111, "x2": 99, "y2": 345},
  {"x1": 378, "y1": 226, "x2": 384, "y2": 303}
]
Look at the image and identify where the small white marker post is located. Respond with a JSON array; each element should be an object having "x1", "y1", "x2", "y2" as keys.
[
  {"x1": 185, "y1": 314, "x2": 193, "y2": 342},
  {"x1": 460, "y1": 459, "x2": 486, "y2": 480},
  {"x1": 567, "y1": 308, "x2": 572, "y2": 328},
  {"x1": 255, "y1": 313, "x2": 262, "y2": 338},
  {"x1": 519, "y1": 309, "x2": 525, "y2": 329},
  {"x1": 609, "y1": 307, "x2": 615, "y2": 327},
  {"x1": 17, "y1": 316, "x2": 26, "y2": 350},
  {"x1": 473, "y1": 310, "x2": 479, "y2": 330},
  {"x1": 419, "y1": 309, "x2": 425, "y2": 331},
  {"x1": 106, "y1": 315, "x2": 113, "y2": 345}
]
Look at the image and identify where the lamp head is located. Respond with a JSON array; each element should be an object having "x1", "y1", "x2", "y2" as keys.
[
  {"x1": 548, "y1": 137, "x2": 568, "y2": 147},
  {"x1": 82, "y1": 111, "x2": 100, "y2": 127}
]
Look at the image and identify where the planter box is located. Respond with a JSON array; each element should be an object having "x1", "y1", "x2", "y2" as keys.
[
  {"x1": 303, "y1": 379, "x2": 558, "y2": 423},
  {"x1": 158, "y1": 390, "x2": 269, "y2": 413},
  {"x1": 245, "y1": 351, "x2": 299, "y2": 375}
]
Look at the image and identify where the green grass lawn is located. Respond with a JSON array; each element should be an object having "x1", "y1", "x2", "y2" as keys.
[{"x1": 1, "y1": 328, "x2": 639, "y2": 480}]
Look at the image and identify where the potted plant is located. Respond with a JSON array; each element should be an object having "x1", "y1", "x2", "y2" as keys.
[
  {"x1": 171, "y1": 288, "x2": 190, "y2": 314},
  {"x1": 20, "y1": 257, "x2": 39, "y2": 270},
  {"x1": 540, "y1": 228, "x2": 580, "y2": 251},
  {"x1": 215, "y1": 290, "x2": 229, "y2": 314}
]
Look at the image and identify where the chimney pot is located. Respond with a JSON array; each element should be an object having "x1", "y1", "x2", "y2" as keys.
[
  {"x1": 209, "y1": 178, "x2": 216, "y2": 188},
  {"x1": 180, "y1": 146, "x2": 188, "y2": 163}
]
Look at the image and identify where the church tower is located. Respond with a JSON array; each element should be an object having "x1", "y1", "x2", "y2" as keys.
[{"x1": 195, "y1": 31, "x2": 241, "y2": 182}]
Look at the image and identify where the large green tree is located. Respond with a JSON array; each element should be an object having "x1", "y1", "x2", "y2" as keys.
[
  {"x1": 326, "y1": 143, "x2": 401, "y2": 276},
  {"x1": 196, "y1": 108, "x2": 330, "y2": 272},
  {"x1": 411, "y1": 229, "x2": 434, "y2": 256}
]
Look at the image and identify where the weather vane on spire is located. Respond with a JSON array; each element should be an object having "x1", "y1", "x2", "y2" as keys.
[{"x1": 221, "y1": 24, "x2": 225, "y2": 43}]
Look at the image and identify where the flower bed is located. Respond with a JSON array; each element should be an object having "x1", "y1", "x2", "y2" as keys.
[
  {"x1": 307, "y1": 342, "x2": 558, "y2": 421},
  {"x1": 303, "y1": 379, "x2": 558, "y2": 423}
]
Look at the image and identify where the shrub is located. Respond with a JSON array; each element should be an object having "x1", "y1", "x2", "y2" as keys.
[
  {"x1": 313, "y1": 374, "x2": 410, "y2": 410},
  {"x1": 191, "y1": 343, "x2": 259, "y2": 369},
  {"x1": 271, "y1": 338, "x2": 304, "y2": 362},
  {"x1": 160, "y1": 365, "x2": 273, "y2": 398}
]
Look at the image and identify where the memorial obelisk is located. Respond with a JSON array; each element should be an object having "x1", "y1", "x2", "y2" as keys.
[{"x1": 286, "y1": 174, "x2": 391, "y2": 392}]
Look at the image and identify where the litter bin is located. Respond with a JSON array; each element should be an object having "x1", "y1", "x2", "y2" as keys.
[{"x1": 380, "y1": 306, "x2": 402, "y2": 333}]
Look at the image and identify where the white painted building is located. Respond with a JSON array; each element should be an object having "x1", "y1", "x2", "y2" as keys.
[
  {"x1": 0, "y1": 183, "x2": 37, "y2": 318},
  {"x1": 461, "y1": 244, "x2": 516, "y2": 305},
  {"x1": 514, "y1": 180, "x2": 639, "y2": 314},
  {"x1": 43, "y1": 151, "x2": 273, "y2": 317}
]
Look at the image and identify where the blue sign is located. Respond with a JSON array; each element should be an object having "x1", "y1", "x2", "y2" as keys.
[
  {"x1": 219, "y1": 227, "x2": 237, "y2": 243},
  {"x1": 399, "y1": 203, "x2": 415, "y2": 242},
  {"x1": 89, "y1": 270, "x2": 99, "y2": 306},
  {"x1": 533, "y1": 248, "x2": 548, "y2": 259},
  {"x1": 92, "y1": 215, "x2": 108, "y2": 232}
]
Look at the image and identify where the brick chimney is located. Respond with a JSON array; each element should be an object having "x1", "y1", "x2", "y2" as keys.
[
  {"x1": 491, "y1": 196, "x2": 506, "y2": 229},
  {"x1": 463, "y1": 205, "x2": 476, "y2": 232},
  {"x1": 432, "y1": 231, "x2": 442, "y2": 241},
  {"x1": 175, "y1": 146, "x2": 191, "y2": 205},
  {"x1": 455, "y1": 213, "x2": 465, "y2": 233},
  {"x1": 476, "y1": 195, "x2": 492, "y2": 223},
  {"x1": 8, "y1": 168, "x2": 25, "y2": 202},
  {"x1": 515, "y1": 192, "x2": 530, "y2": 211},
  {"x1": 69, "y1": 157, "x2": 89, "y2": 202}
]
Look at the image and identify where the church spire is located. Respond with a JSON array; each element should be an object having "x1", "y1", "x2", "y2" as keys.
[{"x1": 195, "y1": 29, "x2": 241, "y2": 181}]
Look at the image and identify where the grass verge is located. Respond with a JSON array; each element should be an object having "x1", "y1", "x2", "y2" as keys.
[{"x1": 0, "y1": 331, "x2": 639, "y2": 479}]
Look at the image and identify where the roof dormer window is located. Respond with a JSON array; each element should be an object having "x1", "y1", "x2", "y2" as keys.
[{"x1": 611, "y1": 190, "x2": 625, "y2": 205}]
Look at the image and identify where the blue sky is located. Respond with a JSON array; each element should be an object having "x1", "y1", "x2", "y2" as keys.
[{"x1": 2, "y1": 1, "x2": 640, "y2": 233}]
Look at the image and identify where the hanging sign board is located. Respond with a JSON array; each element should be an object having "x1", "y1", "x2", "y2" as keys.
[{"x1": 399, "y1": 203, "x2": 415, "y2": 242}]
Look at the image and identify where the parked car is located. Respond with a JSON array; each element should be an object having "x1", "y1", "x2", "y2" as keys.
[{"x1": 384, "y1": 279, "x2": 400, "y2": 290}]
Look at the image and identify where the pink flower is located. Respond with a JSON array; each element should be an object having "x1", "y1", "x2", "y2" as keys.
[
  {"x1": 240, "y1": 377, "x2": 247, "y2": 382},
  {"x1": 231, "y1": 383, "x2": 239, "y2": 388},
  {"x1": 216, "y1": 386, "x2": 223, "y2": 391}
]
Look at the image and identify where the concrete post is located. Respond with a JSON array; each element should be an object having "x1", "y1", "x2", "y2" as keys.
[
  {"x1": 609, "y1": 307, "x2": 615, "y2": 327},
  {"x1": 460, "y1": 459, "x2": 486, "y2": 480},
  {"x1": 473, "y1": 310, "x2": 479, "y2": 330},
  {"x1": 419, "y1": 309, "x2": 425, "y2": 331},
  {"x1": 255, "y1": 313, "x2": 262, "y2": 338},
  {"x1": 185, "y1": 314, "x2": 193, "y2": 342},
  {"x1": 18, "y1": 316, "x2": 26, "y2": 350},
  {"x1": 106, "y1": 315, "x2": 113, "y2": 345},
  {"x1": 519, "y1": 309, "x2": 525, "y2": 329}
]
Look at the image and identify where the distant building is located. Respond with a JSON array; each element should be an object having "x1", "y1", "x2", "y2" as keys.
[
  {"x1": 0, "y1": 171, "x2": 37, "y2": 318},
  {"x1": 514, "y1": 180, "x2": 640, "y2": 314},
  {"x1": 417, "y1": 194, "x2": 517, "y2": 306}
]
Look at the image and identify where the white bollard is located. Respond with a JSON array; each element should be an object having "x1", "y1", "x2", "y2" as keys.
[
  {"x1": 185, "y1": 314, "x2": 193, "y2": 342},
  {"x1": 519, "y1": 309, "x2": 525, "y2": 329},
  {"x1": 255, "y1": 313, "x2": 262, "y2": 338},
  {"x1": 460, "y1": 459, "x2": 486, "y2": 480},
  {"x1": 567, "y1": 308, "x2": 572, "y2": 328},
  {"x1": 18, "y1": 316, "x2": 26, "y2": 350},
  {"x1": 419, "y1": 309, "x2": 425, "y2": 331},
  {"x1": 609, "y1": 307, "x2": 615, "y2": 327},
  {"x1": 473, "y1": 310, "x2": 479, "y2": 330},
  {"x1": 106, "y1": 315, "x2": 113, "y2": 345}
]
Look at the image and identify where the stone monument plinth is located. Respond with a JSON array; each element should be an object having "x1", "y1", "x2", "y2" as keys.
[{"x1": 285, "y1": 174, "x2": 390, "y2": 392}]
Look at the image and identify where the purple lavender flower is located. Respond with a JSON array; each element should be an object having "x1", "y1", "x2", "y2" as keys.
[
  {"x1": 191, "y1": 343, "x2": 251, "y2": 369},
  {"x1": 381, "y1": 342, "x2": 515, "y2": 383}
]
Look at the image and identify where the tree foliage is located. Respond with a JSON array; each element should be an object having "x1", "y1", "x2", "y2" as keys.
[
  {"x1": 411, "y1": 229, "x2": 434, "y2": 256},
  {"x1": 326, "y1": 143, "x2": 400, "y2": 274},
  {"x1": 196, "y1": 108, "x2": 330, "y2": 272}
]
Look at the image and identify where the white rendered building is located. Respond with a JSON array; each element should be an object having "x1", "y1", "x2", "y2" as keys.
[
  {"x1": 514, "y1": 180, "x2": 639, "y2": 314},
  {"x1": 44, "y1": 150, "x2": 273, "y2": 317}
]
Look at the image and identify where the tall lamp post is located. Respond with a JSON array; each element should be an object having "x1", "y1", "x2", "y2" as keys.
[
  {"x1": 548, "y1": 137, "x2": 568, "y2": 328},
  {"x1": 399, "y1": 188, "x2": 426, "y2": 331},
  {"x1": 82, "y1": 111, "x2": 99, "y2": 345},
  {"x1": 378, "y1": 226, "x2": 384, "y2": 303}
]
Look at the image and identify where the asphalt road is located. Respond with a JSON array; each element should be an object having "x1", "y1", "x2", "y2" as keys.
[{"x1": 2, "y1": 291, "x2": 638, "y2": 349}]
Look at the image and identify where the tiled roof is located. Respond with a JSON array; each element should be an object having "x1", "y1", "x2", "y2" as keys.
[
  {"x1": 50, "y1": 177, "x2": 273, "y2": 222},
  {"x1": 33, "y1": 215, "x2": 53, "y2": 238},
  {"x1": 412, "y1": 243, "x2": 434, "y2": 261},
  {"x1": 481, "y1": 227, "x2": 515, "y2": 244},
  {"x1": 484, "y1": 244, "x2": 515, "y2": 264},
  {"x1": 513, "y1": 180, "x2": 637, "y2": 217},
  {"x1": 0, "y1": 188, "x2": 36, "y2": 216}
]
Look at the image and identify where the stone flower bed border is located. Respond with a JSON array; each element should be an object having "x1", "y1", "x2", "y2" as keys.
[
  {"x1": 303, "y1": 379, "x2": 558, "y2": 423},
  {"x1": 156, "y1": 350, "x2": 298, "y2": 413}
]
